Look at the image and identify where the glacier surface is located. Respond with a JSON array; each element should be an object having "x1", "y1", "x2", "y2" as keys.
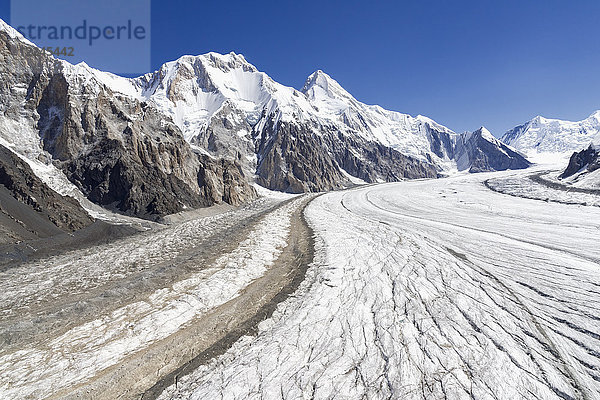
[{"x1": 160, "y1": 172, "x2": 600, "y2": 400}]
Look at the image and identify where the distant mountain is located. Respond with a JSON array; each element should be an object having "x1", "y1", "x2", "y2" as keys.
[
  {"x1": 502, "y1": 111, "x2": 600, "y2": 161},
  {"x1": 126, "y1": 54, "x2": 529, "y2": 190},
  {"x1": 0, "y1": 18, "x2": 529, "y2": 222},
  {"x1": 453, "y1": 127, "x2": 530, "y2": 173}
]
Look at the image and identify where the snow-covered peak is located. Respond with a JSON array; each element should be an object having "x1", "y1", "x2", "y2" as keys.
[
  {"x1": 196, "y1": 52, "x2": 256, "y2": 73},
  {"x1": 130, "y1": 52, "x2": 317, "y2": 141},
  {"x1": 413, "y1": 115, "x2": 455, "y2": 135},
  {"x1": 302, "y1": 70, "x2": 328, "y2": 90},
  {"x1": 585, "y1": 110, "x2": 600, "y2": 123},
  {"x1": 456, "y1": 127, "x2": 492, "y2": 143},
  {"x1": 0, "y1": 18, "x2": 35, "y2": 46},
  {"x1": 477, "y1": 126, "x2": 495, "y2": 140},
  {"x1": 299, "y1": 70, "x2": 456, "y2": 159},
  {"x1": 301, "y1": 70, "x2": 353, "y2": 102},
  {"x1": 136, "y1": 52, "x2": 261, "y2": 96}
]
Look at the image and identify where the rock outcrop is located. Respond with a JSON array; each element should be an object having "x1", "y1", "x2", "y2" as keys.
[
  {"x1": 559, "y1": 144, "x2": 599, "y2": 179},
  {"x1": 0, "y1": 144, "x2": 93, "y2": 243}
]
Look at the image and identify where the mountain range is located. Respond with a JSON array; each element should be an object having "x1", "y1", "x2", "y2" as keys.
[
  {"x1": 0, "y1": 18, "x2": 575, "y2": 230},
  {"x1": 502, "y1": 111, "x2": 600, "y2": 161}
]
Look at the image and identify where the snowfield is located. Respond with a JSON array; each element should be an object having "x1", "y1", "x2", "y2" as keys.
[
  {"x1": 502, "y1": 111, "x2": 600, "y2": 159},
  {"x1": 160, "y1": 172, "x2": 600, "y2": 400}
]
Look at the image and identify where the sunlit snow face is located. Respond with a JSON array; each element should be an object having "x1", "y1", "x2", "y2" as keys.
[{"x1": 502, "y1": 112, "x2": 600, "y2": 160}]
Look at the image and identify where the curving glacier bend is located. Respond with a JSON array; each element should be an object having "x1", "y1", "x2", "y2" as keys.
[{"x1": 160, "y1": 171, "x2": 600, "y2": 400}]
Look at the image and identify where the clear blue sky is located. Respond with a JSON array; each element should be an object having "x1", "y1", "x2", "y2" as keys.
[{"x1": 1, "y1": 0, "x2": 599, "y2": 136}]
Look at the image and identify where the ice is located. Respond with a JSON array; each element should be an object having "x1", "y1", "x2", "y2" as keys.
[
  {"x1": 487, "y1": 168, "x2": 600, "y2": 207},
  {"x1": 161, "y1": 171, "x2": 600, "y2": 400},
  {"x1": 0, "y1": 197, "x2": 303, "y2": 399}
]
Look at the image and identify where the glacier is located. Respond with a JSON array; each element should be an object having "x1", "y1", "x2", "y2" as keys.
[{"x1": 159, "y1": 172, "x2": 600, "y2": 400}]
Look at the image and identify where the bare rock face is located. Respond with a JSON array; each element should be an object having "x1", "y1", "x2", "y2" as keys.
[
  {"x1": 198, "y1": 154, "x2": 253, "y2": 204},
  {"x1": 255, "y1": 119, "x2": 348, "y2": 192},
  {"x1": 63, "y1": 136, "x2": 209, "y2": 218},
  {"x1": 0, "y1": 144, "x2": 93, "y2": 237},
  {"x1": 455, "y1": 128, "x2": 531, "y2": 173},
  {"x1": 253, "y1": 116, "x2": 439, "y2": 193},
  {"x1": 0, "y1": 29, "x2": 256, "y2": 220},
  {"x1": 191, "y1": 102, "x2": 257, "y2": 175},
  {"x1": 560, "y1": 144, "x2": 600, "y2": 179},
  {"x1": 321, "y1": 128, "x2": 439, "y2": 182}
]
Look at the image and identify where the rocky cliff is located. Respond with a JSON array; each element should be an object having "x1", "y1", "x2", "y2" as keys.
[
  {"x1": 0, "y1": 23, "x2": 255, "y2": 220},
  {"x1": 0, "y1": 144, "x2": 93, "y2": 243},
  {"x1": 559, "y1": 144, "x2": 599, "y2": 179}
]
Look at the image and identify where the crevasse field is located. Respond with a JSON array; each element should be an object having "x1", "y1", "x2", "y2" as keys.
[
  {"x1": 160, "y1": 170, "x2": 600, "y2": 400},
  {"x1": 1, "y1": 170, "x2": 598, "y2": 399}
]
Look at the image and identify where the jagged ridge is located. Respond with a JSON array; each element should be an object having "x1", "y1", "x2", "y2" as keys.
[
  {"x1": 0, "y1": 23, "x2": 256, "y2": 220},
  {"x1": 0, "y1": 18, "x2": 530, "y2": 215}
]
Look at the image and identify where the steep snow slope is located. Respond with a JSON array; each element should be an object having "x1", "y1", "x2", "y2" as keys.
[
  {"x1": 136, "y1": 54, "x2": 529, "y2": 184},
  {"x1": 301, "y1": 69, "x2": 454, "y2": 160},
  {"x1": 135, "y1": 53, "x2": 314, "y2": 142},
  {"x1": 502, "y1": 111, "x2": 600, "y2": 162},
  {"x1": 129, "y1": 54, "x2": 448, "y2": 182}
]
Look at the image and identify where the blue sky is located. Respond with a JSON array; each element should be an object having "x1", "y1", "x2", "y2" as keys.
[{"x1": 1, "y1": 0, "x2": 599, "y2": 136}]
